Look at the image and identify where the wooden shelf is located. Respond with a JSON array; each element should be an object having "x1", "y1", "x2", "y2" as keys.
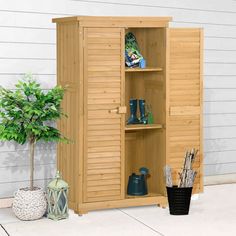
[
  {"x1": 125, "y1": 67, "x2": 163, "y2": 72},
  {"x1": 125, "y1": 124, "x2": 162, "y2": 131},
  {"x1": 126, "y1": 192, "x2": 161, "y2": 199}
]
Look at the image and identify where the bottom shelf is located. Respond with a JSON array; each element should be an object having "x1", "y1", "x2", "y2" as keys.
[
  {"x1": 126, "y1": 192, "x2": 161, "y2": 199},
  {"x1": 79, "y1": 194, "x2": 167, "y2": 213}
]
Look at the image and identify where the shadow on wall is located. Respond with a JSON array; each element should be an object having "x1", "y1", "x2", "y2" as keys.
[{"x1": 0, "y1": 141, "x2": 56, "y2": 198}]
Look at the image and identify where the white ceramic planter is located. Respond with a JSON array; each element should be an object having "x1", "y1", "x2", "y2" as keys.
[{"x1": 12, "y1": 187, "x2": 47, "y2": 221}]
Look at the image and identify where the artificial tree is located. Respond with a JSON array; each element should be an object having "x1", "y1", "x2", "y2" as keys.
[{"x1": 0, "y1": 74, "x2": 66, "y2": 191}]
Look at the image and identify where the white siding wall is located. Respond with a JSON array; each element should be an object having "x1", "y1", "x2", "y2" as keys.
[{"x1": 0, "y1": 0, "x2": 236, "y2": 198}]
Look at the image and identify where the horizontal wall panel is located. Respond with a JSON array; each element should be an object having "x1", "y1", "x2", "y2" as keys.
[
  {"x1": 205, "y1": 37, "x2": 236, "y2": 51},
  {"x1": 205, "y1": 51, "x2": 236, "y2": 64},
  {"x1": 0, "y1": 178, "x2": 52, "y2": 198},
  {"x1": 0, "y1": 163, "x2": 55, "y2": 183},
  {"x1": 205, "y1": 76, "x2": 236, "y2": 89},
  {"x1": 0, "y1": 0, "x2": 75, "y2": 14},
  {"x1": 0, "y1": 11, "x2": 59, "y2": 29},
  {"x1": 205, "y1": 63, "x2": 236, "y2": 76},
  {"x1": 205, "y1": 89, "x2": 236, "y2": 102},
  {"x1": 71, "y1": 2, "x2": 236, "y2": 27},
  {"x1": 0, "y1": 149, "x2": 56, "y2": 168},
  {"x1": 204, "y1": 174, "x2": 236, "y2": 185},
  {"x1": 2, "y1": 0, "x2": 236, "y2": 29},
  {"x1": 205, "y1": 151, "x2": 236, "y2": 165},
  {"x1": 172, "y1": 22, "x2": 236, "y2": 38},
  {"x1": 204, "y1": 101, "x2": 236, "y2": 114},
  {"x1": 2, "y1": 0, "x2": 236, "y2": 15},
  {"x1": 173, "y1": 11, "x2": 236, "y2": 27},
  {"x1": 204, "y1": 114, "x2": 236, "y2": 127},
  {"x1": 0, "y1": 74, "x2": 56, "y2": 89},
  {"x1": 0, "y1": 43, "x2": 55, "y2": 59},
  {"x1": 205, "y1": 162, "x2": 236, "y2": 176},
  {"x1": 205, "y1": 138, "x2": 236, "y2": 153},
  {"x1": 0, "y1": 141, "x2": 56, "y2": 152},
  {"x1": 0, "y1": 58, "x2": 55, "y2": 74},
  {"x1": 204, "y1": 126, "x2": 236, "y2": 139},
  {"x1": 78, "y1": 0, "x2": 236, "y2": 13},
  {"x1": 1, "y1": 0, "x2": 236, "y2": 33},
  {"x1": 0, "y1": 27, "x2": 55, "y2": 44}
]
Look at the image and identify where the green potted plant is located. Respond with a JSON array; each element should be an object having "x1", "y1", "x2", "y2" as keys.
[{"x1": 0, "y1": 74, "x2": 67, "y2": 220}]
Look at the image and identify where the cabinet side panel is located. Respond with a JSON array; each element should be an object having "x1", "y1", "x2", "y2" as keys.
[
  {"x1": 56, "y1": 22, "x2": 80, "y2": 209},
  {"x1": 167, "y1": 28, "x2": 203, "y2": 193}
]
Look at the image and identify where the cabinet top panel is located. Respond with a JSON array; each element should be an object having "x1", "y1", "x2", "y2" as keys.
[{"x1": 52, "y1": 16, "x2": 172, "y2": 28}]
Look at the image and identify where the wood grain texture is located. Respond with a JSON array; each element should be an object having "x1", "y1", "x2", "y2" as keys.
[
  {"x1": 83, "y1": 27, "x2": 124, "y2": 203},
  {"x1": 56, "y1": 21, "x2": 80, "y2": 208},
  {"x1": 55, "y1": 17, "x2": 203, "y2": 214},
  {"x1": 167, "y1": 28, "x2": 203, "y2": 192},
  {"x1": 53, "y1": 16, "x2": 172, "y2": 28}
]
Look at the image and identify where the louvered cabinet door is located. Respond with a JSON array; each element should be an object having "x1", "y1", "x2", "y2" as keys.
[
  {"x1": 167, "y1": 28, "x2": 203, "y2": 192},
  {"x1": 83, "y1": 28, "x2": 125, "y2": 202}
]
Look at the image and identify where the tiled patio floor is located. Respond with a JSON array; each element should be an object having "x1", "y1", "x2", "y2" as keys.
[{"x1": 0, "y1": 184, "x2": 236, "y2": 236}]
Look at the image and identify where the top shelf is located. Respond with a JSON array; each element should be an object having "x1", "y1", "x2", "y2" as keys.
[{"x1": 125, "y1": 67, "x2": 163, "y2": 72}]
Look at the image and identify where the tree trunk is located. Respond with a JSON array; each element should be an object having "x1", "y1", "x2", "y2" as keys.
[{"x1": 29, "y1": 138, "x2": 36, "y2": 191}]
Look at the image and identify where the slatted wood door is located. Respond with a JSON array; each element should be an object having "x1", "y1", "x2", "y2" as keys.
[
  {"x1": 83, "y1": 27, "x2": 125, "y2": 203},
  {"x1": 167, "y1": 28, "x2": 203, "y2": 192}
]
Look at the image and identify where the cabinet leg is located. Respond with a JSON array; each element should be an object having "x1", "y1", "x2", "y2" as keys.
[
  {"x1": 75, "y1": 209, "x2": 88, "y2": 216},
  {"x1": 157, "y1": 201, "x2": 167, "y2": 209}
]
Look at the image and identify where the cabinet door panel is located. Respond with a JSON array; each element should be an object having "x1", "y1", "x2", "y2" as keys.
[
  {"x1": 167, "y1": 28, "x2": 203, "y2": 192},
  {"x1": 83, "y1": 27, "x2": 125, "y2": 203}
]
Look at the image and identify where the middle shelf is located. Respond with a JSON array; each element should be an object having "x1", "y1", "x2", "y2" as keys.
[
  {"x1": 125, "y1": 124, "x2": 162, "y2": 131},
  {"x1": 125, "y1": 67, "x2": 163, "y2": 73}
]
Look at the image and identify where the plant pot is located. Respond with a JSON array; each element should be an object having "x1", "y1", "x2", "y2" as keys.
[
  {"x1": 166, "y1": 186, "x2": 192, "y2": 215},
  {"x1": 12, "y1": 187, "x2": 47, "y2": 220}
]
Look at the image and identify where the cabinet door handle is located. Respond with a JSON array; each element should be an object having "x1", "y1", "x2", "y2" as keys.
[
  {"x1": 109, "y1": 106, "x2": 127, "y2": 114},
  {"x1": 109, "y1": 108, "x2": 119, "y2": 114},
  {"x1": 118, "y1": 106, "x2": 127, "y2": 114}
]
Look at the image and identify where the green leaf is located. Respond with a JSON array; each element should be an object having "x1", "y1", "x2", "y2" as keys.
[{"x1": 0, "y1": 74, "x2": 67, "y2": 144}]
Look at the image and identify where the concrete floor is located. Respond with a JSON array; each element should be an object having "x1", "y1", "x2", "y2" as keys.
[{"x1": 0, "y1": 184, "x2": 236, "y2": 236}]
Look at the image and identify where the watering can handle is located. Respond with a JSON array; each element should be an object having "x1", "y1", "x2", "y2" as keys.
[{"x1": 139, "y1": 167, "x2": 149, "y2": 175}]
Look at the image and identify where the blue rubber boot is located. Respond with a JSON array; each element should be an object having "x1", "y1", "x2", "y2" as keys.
[
  {"x1": 127, "y1": 99, "x2": 140, "y2": 125},
  {"x1": 139, "y1": 99, "x2": 148, "y2": 124}
]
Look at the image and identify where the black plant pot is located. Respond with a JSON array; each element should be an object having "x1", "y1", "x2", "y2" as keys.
[{"x1": 166, "y1": 186, "x2": 193, "y2": 215}]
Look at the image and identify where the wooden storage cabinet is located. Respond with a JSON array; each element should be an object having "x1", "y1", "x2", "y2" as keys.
[{"x1": 53, "y1": 16, "x2": 203, "y2": 214}]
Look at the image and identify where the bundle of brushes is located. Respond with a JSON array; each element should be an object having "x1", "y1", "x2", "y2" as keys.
[{"x1": 164, "y1": 148, "x2": 198, "y2": 188}]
